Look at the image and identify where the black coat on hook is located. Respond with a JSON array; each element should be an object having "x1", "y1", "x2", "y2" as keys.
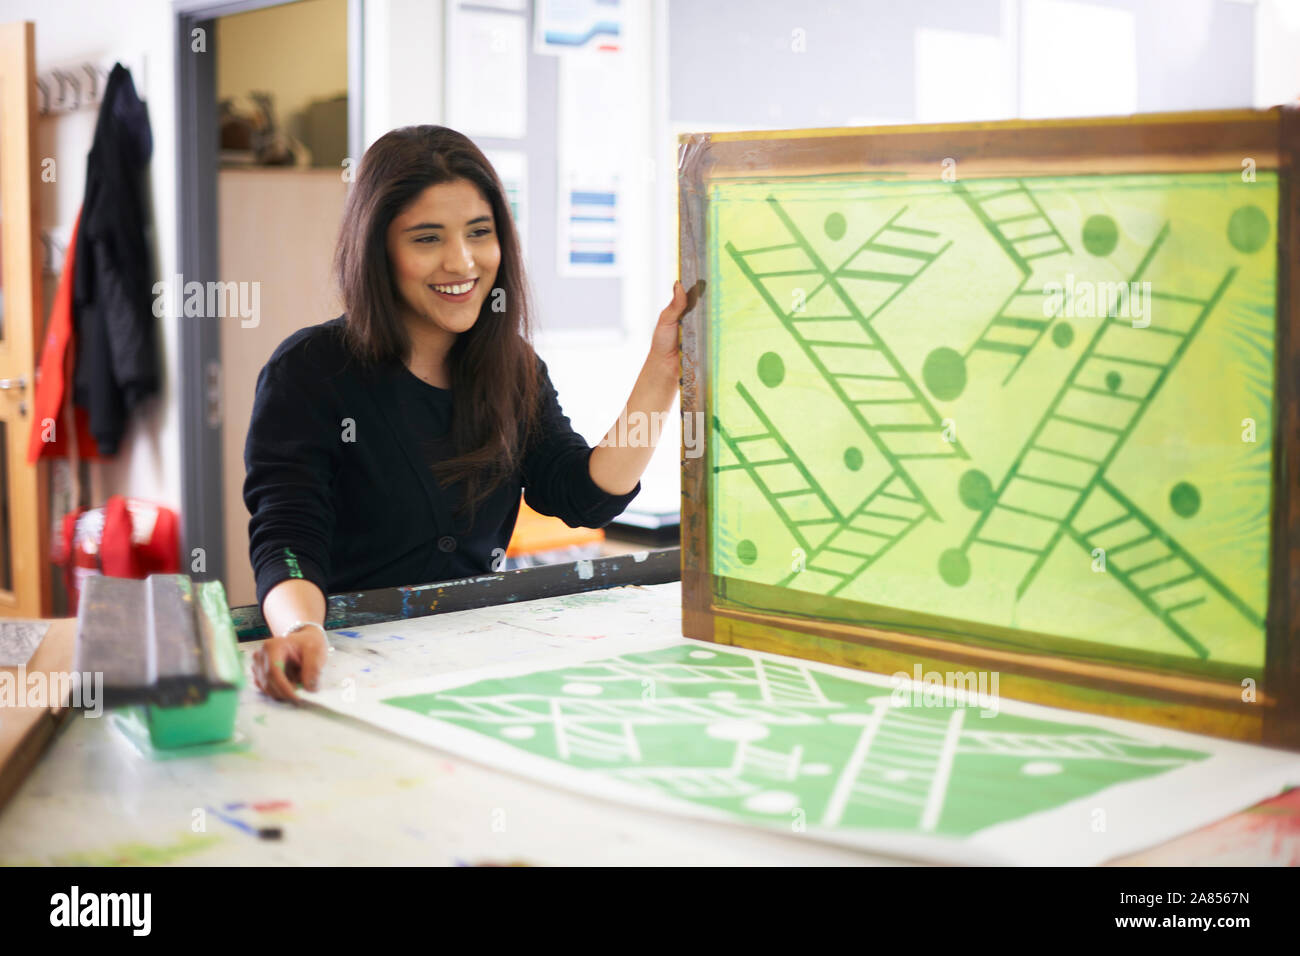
[{"x1": 72, "y1": 63, "x2": 159, "y2": 457}]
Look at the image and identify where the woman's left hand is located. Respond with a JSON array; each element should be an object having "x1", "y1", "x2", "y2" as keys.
[{"x1": 646, "y1": 280, "x2": 688, "y2": 381}]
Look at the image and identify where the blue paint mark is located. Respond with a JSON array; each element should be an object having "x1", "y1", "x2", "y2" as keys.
[
  {"x1": 338, "y1": 630, "x2": 361, "y2": 639},
  {"x1": 224, "y1": 802, "x2": 246, "y2": 811},
  {"x1": 388, "y1": 634, "x2": 406, "y2": 641},
  {"x1": 208, "y1": 805, "x2": 257, "y2": 837}
]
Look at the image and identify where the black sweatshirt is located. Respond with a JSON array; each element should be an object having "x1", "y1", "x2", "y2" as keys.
[{"x1": 244, "y1": 316, "x2": 640, "y2": 607}]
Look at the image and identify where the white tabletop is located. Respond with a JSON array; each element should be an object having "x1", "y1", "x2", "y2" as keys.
[{"x1": 0, "y1": 582, "x2": 905, "y2": 866}]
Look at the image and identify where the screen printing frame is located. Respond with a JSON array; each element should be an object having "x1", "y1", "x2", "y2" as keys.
[{"x1": 677, "y1": 107, "x2": 1300, "y2": 749}]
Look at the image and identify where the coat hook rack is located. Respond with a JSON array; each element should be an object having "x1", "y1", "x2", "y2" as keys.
[{"x1": 36, "y1": 62, "x2": 111, "y2": 117}]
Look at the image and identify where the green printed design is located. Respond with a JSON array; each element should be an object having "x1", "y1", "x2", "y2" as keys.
[
  {"x1": 283, "y1": 548, "x2": 304, "y2": 579},
  {"x1": 383, "y1": 645, "x2": 1208, "y2": 837},
  {"x1": 709, "y1": 172, "x2": 1277, "y2": 671}
]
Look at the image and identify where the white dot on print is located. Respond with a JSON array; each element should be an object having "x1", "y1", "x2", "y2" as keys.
[
  {"x1": 884, "y1": 769, "x2": 908, "y2": 782},
  {"x1": 706, "y1": 720, "x2": 769, "y2": 742},
  {"x1": 743, "y1": 791, "x2": 799, "y2": 814},
  {"x1": 1021, "y1": 761, "x2": 1063, "y2": 776},
  {"x1": 688, "y1": 650, "x2": 716, "y2": 659},
  {"x1": 802, "y1": 763, "x2": 831, "y2": 776},
  {"x1": 561, "y1": 682, "x2": 603, "y2": 696},
  {"x1": 708, "y1": 690, "x2": 737, "y2": 700},
  {"x1": 502, "y1": 725, "x2": 535, "y2": 739}
]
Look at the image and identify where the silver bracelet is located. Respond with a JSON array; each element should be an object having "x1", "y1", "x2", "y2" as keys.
[{"x1": 283, "y1": 620, "x2": 334, "y2": 653}]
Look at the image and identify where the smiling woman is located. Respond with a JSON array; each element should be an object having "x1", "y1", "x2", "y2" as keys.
[{"x1": 243, "y1": 126, "x2": 686, "y2": 702}]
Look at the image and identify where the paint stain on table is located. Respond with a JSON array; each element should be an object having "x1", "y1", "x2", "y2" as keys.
[
  {"x1": 32, "y1": 834, "x2": 223, "y2": 866},
  {"x1": 1114, "y1": 787, "x2": 1300, "y2": 865}
]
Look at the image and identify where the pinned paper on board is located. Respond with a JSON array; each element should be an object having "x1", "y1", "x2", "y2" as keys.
[
  {"x1": 534, "y1": 0, "x2": 623, "y2": 55},
  {"x1": 483, "y1": 149, "x2": 529, "y2": 261},
  {"x1": 558, "y1": 168, "x2": 620, "y2": 276},
  {"x1": 445, "y1": 1, "x2": 527, "y2": 139},
  {"x1": 555, "y1": 53, "x2": 629, "y2": 277}
]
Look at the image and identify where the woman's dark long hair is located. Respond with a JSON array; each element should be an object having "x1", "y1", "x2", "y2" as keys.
[{"x1": 335, "y1": 125, "x2": 540, "y2": 522}]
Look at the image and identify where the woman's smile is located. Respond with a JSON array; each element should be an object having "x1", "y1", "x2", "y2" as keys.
[{"x1": 429, "y1": 277, "x2": 479, "y2": 301}]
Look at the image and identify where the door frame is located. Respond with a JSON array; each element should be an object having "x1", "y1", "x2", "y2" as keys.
[
  {"x1": 174, "y1": 0, "x2": 363, "y2": 595},
  {"x1": 0, "y1": 20, "x2": 49, "y2": 615}
]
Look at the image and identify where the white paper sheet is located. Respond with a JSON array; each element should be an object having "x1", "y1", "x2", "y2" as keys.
[
  {"x1": 535, "y1": 0, "x2": 624, "y2": 56},
  {"x1": 483, "y1": 148, "x2": 529, "y2": 261},
  {"x1": 556, "y1": 52, "x2": 629, "y2": 276},
  {"x1": 446, "y1": 3, "x2": 528, "y2": 139},
  {"x1": 305, "y1": 633, "x2": 1300, "y2": 866}
]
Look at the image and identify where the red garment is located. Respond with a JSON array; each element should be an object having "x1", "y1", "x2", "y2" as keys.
[
  {"x1": 54, "y1": 496, "x2": 179, "y2": 614},
  {"x1": 27, "y1": 212, "x2": 106, "y2": 463}
]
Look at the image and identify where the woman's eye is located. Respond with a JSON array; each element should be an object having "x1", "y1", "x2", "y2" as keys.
[
  {"x1": 472, "y1": 228, "x2": 493, "y2": 238},
  {"x1": 415, "y1": 235, "x2": 439, "y2": 244}
]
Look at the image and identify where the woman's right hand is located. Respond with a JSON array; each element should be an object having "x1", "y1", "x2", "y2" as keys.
[{"x1": 252, "y1": 624, "x2": 329, "y2": 702}]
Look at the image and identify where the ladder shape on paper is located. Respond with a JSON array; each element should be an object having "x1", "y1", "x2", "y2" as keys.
[
  {"x1": 612, "y1": 767, "x2": 758, "y2": 799},
  {"x1": 723, "y1": 201, "x2": 964, "y2": 519},
  {"x1": 957, "y1": 224, "x2": 1237, "y2": 601},
  {"x1": 551, "y1": 699, "x2": 641, "y2": 763},
  {"x1": 959, "y1": 728, "x2": 1195, "y2": 766},
  {"x1": 1067, "y1": 477, "x2": 1264, "y2": 660},
  {"x1": 730, "y1": 740, "x2": 805, "y2": 780},
  {"x1": 956, "y1": 181, "x2": 1073, "y2": 381},
  {"x1": 754, "y1": 658, "x2": 829, "y2": 705},
  {"x1": 822, "y1": 704, "x2": 965, "y2": 832},
  {"x1": 965, "y1": 273, "x2": 1071, "y2": 383},
  {"x1": 956, "y1": 179, "x2": 1072, "y2": 276},
  {"x1": 776, "y1": 473, "x2": 928, "y2": 596},
  {"x1": 714, "y1": 380, "x2": 844, "y2": 552}
]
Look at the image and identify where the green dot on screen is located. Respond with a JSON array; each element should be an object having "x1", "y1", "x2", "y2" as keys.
[
  {"x1": 922, "y1": 347, "x2": 966, "y2": 401},
  {"x1": 737, "y1": 539, "x2": 758, "y2": 565},
  {"x1": 958, "y1": 470, "x2": 996, "y2": 512},
  {"x1": 1227, "y1": 205, "x2": 1269, "y2": 254},
  {"x1": 1105, "y1": 370, "x2": 1122, "y2": 393},
  {"x1": 1051, "y1": 322, "x2": 1074, "y2": 348},
  {"x1": 844, "y1": 447, "x2": 864, "y2": 471},
  {"x1": 1082, "y1": 214, "x2": 1119, "y2": 256},
  {"x1": 824, "y1": 212, "x2": 847, "y2": 240},
  {"x1": 757, "y1": 352, "x2": 785, "y2": 388},
  {"x1": 938, "y1": 548, "x2": 971, "y2": 587},
  {"x1": 1170, "y1": 482, "x2": 1201, "y2": 518}
]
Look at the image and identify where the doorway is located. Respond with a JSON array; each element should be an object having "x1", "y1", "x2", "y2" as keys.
[{"x1": 176, "y1": 0, "x2": 361, "y2": 607}]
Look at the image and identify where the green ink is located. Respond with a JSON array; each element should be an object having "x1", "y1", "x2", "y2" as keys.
[
  {"x1": 1227, "y1": 205, "x2": 1269, "y2": 254},
  {"x1": 923, "y1": 347, "x2": 967, "y2": 400},
  {"x1": 709, "y1": 171, "x2": 1277, "y2": 671},
  {"x1": 757, "y1": 351, "x2": 785, "y2": 388},
  {"x1": 1082, "y1": 214, "x2": 1119, "y2": 256},
  {"x1": 382, "y1": 645, "x2": 1209, "y2": 837},
  {"x1": 1170, "y1": 481, "x2": 1201, "y2": 518}
]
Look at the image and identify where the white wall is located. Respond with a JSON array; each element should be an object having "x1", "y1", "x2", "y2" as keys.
[
  {"x1": 2, "y1": 0, "x2": 179, "y2": 514},
  {"x1": 362, "y1": 0, "x2": 443, "y2": 147},
  {"x1": 1255, "y1": 0, "x2": 1300, "y2": 107},
  {"x1": 363, "y1": 0, "x2": 679, "y2": 516},
  {"x1": 531, "y1": 0, "x2": 680, "y2": 516}
]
